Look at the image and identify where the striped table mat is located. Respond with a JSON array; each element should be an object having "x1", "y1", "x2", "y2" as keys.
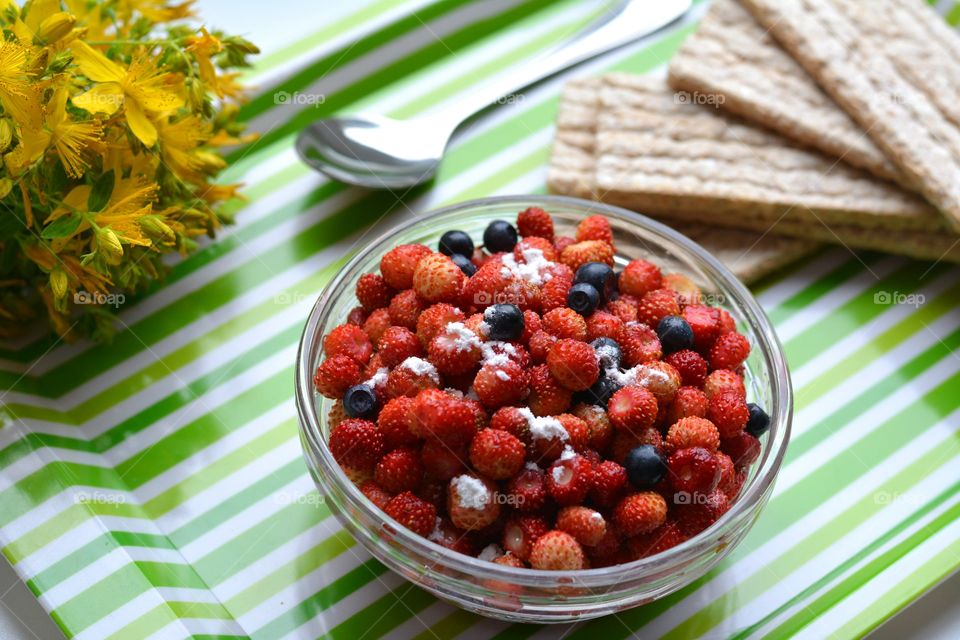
[{"x1": 2, "y1": 0, "x2": 959, "y2": 638}]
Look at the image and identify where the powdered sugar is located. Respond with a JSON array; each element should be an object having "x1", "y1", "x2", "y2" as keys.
[
  {"x1": 605, "y1": 365, "x2": 640, "y2": 387},
  {"x1": 499, "y1": 248, "x2": 555, "y2": 286},
  {"x1": 364, "y1": 367, "x2": 389, "y2": 388},
  {"x1": 451, "y1": 475, "x2": 490, "y2": 510},
  {"x1": 399, "y1": 357, "x2": 439, "y2": 383},
  {"x1": 590, "y1": 512, "x2": 603, "y2": 523},
  {"x1": 427, "y1": 517, "x2": 444, "y2": 542},
  {"x1": 559, "y1": 445, "x2": 577, "y2": 461},
  {"x1": 551, "y1": 465, "x2": 567, "y2": 483},
  {"x1": 443, "y1": 322, "x2": 484, "y2": 352},
  {"x1": 495, "y1": 369, "x2": 511, "y2": 381},
  {"x1": 478, "y1": 543, "x2": 503, "y2": 562},
  {"x1": 517, "y1": 407, "x2": 568, "y2": 442},
  {"x1": 524, "y1": 461, "x2": 541, "y2": 471}
]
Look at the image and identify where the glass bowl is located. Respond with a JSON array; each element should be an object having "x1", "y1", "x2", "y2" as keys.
[{"x1": 295, "y1": 195, "x2": 791, "y2": 623}]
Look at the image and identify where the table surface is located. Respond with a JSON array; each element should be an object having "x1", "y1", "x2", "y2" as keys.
[{"x1": 1, "y1": 1, "x2": 959, "y2": 638}]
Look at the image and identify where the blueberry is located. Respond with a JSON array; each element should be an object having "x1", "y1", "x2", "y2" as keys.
[
  {"x1": 575, "y1": 262, "x2": 616, "y2": 303},
  {"x1": 439, "y1": 230, "x2": 474, "y2": 257},
  {"x1": 590, "y1": 337, "x2": 622, "y2": 370},
  {"x1": 483, "y1": 220, "x2": 518, "y2": 253},
  {"x1": 567, "y1": 282, "x2": 599, "y2": 315},
  {"x1": 450, "y1": 253, "x2": 477, "y2": 276},
  {"x1": 624, "y1": 444, "x2": 667, "y2": 490},
  {"x1": 574, "y1": 376, "x2": 621, "y2": 406},
  {"x1": 343, "y1": 384, "x2": 380, "y2": 419},
  {"x1": 656, "y1": 315, "x2": 694, "y2": 353},
  {"x1": 483, "y1": 303, "x2": 524, "y2": 340},
  {"x1": 745, "y1": 403, "x2": 771, "y2": 437}
]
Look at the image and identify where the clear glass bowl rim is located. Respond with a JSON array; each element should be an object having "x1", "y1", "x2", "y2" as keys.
[{"x1": 295, "y1": 194, "x2": 792, "y2": 589}]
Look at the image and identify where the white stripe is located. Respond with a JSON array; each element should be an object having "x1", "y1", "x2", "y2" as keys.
[
  {"x1": 754, "y1": 248, "x2": 850, "y2": 309},
  {"x1": 70, "y1": 589, "x2": 183, "y2": 640},
  {"x1": 146, "y1": 616, "x2": 246, "y2": 640}
]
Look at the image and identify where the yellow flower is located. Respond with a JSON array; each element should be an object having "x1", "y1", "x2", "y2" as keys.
[
  {"x1": 37, "y1": 12, "x2": 77, "y2": 44},
  {"x1": 0, "y1": 40, "x2": 42, "y2": 130},
  {"x1": 156, "y1": 114, "x2": 229, "y2": 181},
  {"x1": 70, "y1": 41, "x2": 184, "y2": 146},
  {"x1": 186, "y1": 28, "x2": 224, "y2": 97},
  {"x1": 48, "y1": 176, "x2": 159, "y2": 250},
  {"x1": 117, "y1": 0, "x2": 195, "y2": 24}
]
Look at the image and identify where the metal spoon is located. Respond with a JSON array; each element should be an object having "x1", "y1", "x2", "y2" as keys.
[{"x1": 296, "y1": 0, "x2": 692, "y2": 189}]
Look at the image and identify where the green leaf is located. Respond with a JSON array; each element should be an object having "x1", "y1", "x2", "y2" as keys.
[
  {"x1": 87, "y1": 170, "x2": 115, "y2": 212},
  {"x1": 41, "y1": 213, "x2": 82, "y2": 239}
]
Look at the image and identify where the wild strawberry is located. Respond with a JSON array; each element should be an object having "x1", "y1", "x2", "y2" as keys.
[
  {"x1": 329, "y1": 419, "x2": 385, "y2": 472},
  {"x1": 683, "y1": 304, "x2": 721, "y2": 351},
  {"x1": 613, "y1": 492, "x2": 667, "y2": 536},
  {"x1": 547, "y1": 339, "x2": 599, "y2": 391},
  {"x1": 356, "y1": 273, "x2": 395, "y2": 312},
  {"x1": 576, "y1": 215, "x2": 614, "y2": 245},
  {"x1": 717, "y1": 308, "x2": 737, "y2": 334},
  {"x1": 416, "y1": 303, "x2": 465, "y2": 347},
  {"x1": 708, "y1": 390, "x2": 749, "y2": 438},
  {"x1": 527, "y1": 363, "x2": 573, "y2": 416},
  {"x1": 427, "y1": 323, "x2": 482, "y2": 375},
  {"x1": 590, "y1": 459, "x2": 629, "y2": 507},
  {"x1": 359, "y1": 480, "x2": 392, "y2": 510},
  {"x1": 665, "y1": 417, "x2": 720, "y2": 453},
  {"x1": 607, "y1": 386, "x2": 658, "y2": 432},
  {"x1": 637, "y1": 288, "x2": 681, "y2": 329},
  {"x1": 410, "y1": 389, "x2": 476, "y2": 446},
  {"x1": 704, "y1": 369, "x2": 746, "y2": 400},
  {"x1": 675, "y1": 489, "x2": 729, "y2": 536},
  {"x1": 573, "y1": 403, "x2": 613, "y2": 452},
  {"x1": 362, "y1": 308, "x2": 393, "y2": 345},
  {"x1": 528, "y1": 330, "x2": 559, "y2": 363},
  {"x1": 384, "y1": 491, "x2": 437, "y2": 536},
  {"x1": 462, "y1": 260, "x2": 510, "y2": 310},
  {"x1": 721, "y1": 431, "x2": 761, "y2": 468},
  {"x1": 463, "y1": 312, "x2": 487, "y2": 336},
  {"x1": 627, "y1": 521, "x2": 685, "y2": 559},
  {"x1": 542, "y1": 308, "x2": 587, "y2": 341},
  {"x1": 375, "y1": 447, "x2": 424, "y2": 493},
  {"x1": 587, "y1": 525, "x2": 625, "y2": 567},
  {"x1": 463, "y1": 397, "x2": 488, "y2": 430},
  {"x1": 494, "y1": 553, "x2": 525, "y2": 568},
  {"x1": 560, "y1": 240, "x2": 614, "y2": 271},
  {"x1": 608, "y1": 428, "x2": 662, "y2": 466},
  {"x1": 413, "y1": 253, "x2": 465, "y2": 303},
  {"x1": 664, "y1": 349, "x2": 708, "y2": 387},
  {"x1": 420, "y1": 439, "x2": 466, "y2": 481},
  {"x1": 618, "y1": 323, "x2": 662, "y2": 366},
  {"x1": 448, "y1": 474, "x2": 500, "y2": 530},
  {"x1": 709, "y1": 331, "x2": 751, "y2": 371},
  {"x1": 586, "y1": 311, "x2": 624, "y2": 342},
  {"x1": 540, "y1": 270, "x2": 573, "y2": 312},
  {"x1": 666, "y1": 386, "x2": 708, "y2": 424},
  {"x1": 388, "y1": 289, "x2": 424, "y2": 330},
  {"x1": 553, "y1": 235, "x2": 576, "y2": 254},
  {"x1": 328, "y1": 400, "x2": 347, "y2": 429},
  {"x1": 662, "y1": 273, "x2": 701, "y2": 306},
  {"x1": 428, "y1": 516, "x2": 475, "y2": 556},
  {"x1": 714, "y1": 452, "x2": 739, "y2": 499},
  {"x1": 619, "y1": 259, "x2": 662, "y2": 297},
  {"x1": 528, "y1": 530, "x2": 586, "y2": 570},
  {"x1": 516, "y1": 206, "x2": 554, "y2": 240},
  {"x1": 667, "y1": 446, "x2": 720, "y2": 496},
  {"x1": 473, "y1": 361, "x2": 530, "y2": 408},
  {"x1": 513, "y1": 236, "x2": 557, "y2": 262},
  {"x1": 377, "y1": 326, "x2": 422, "y2": 367},
  {"x1": 607, "y1": 297, "x2": 638, "y2": 323},
  {"x1": 505, "y1": 465, "x2": 547, "y2": 512},
  {"x1": 502, "y1": 514, "x2": 550, "y2": 560},
  {"x1": 636, "y1": 361, "x2": 682, "y2": 404},
  {"x1": 469, "y1": 428, "x2": 525, "y2": 479},
  {"x1": 556, "y1": 413, "x2": 590, "y2": 451},
  {"x1": 546, "y1": 454, "x2": 594, "y2": 505},
  {"x1": 384, "y1": 364, "x2": 436, "y2": 399},
  {"x1": 347, "y1": 306, "x2": 367, "y2": 326},
  {"x1": 377, "y1": 396, "x2": 418, "y2": 449},
  {"x1": 518, "y1": 310, "x2": 542, "y2": 344},
  {"x1": 380, "y1": 244, "x2": 432, "y2": 290},
  {"x1": 557, "y1": 506, "x2": 607, "y2": 547},
  {"x1": 313, "y1": 355, "x2": 362, "y2": 398},
  {"x1": 323, "y1": 323, "x2": 373, "y2": 364},
  {"x1": 490, "y1": 406, "x2": 530, "y2": 443}
]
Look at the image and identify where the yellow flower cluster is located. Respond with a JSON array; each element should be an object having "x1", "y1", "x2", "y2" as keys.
[{"x1": 0, "y1": 0, "x2": 257, "y2": 341}]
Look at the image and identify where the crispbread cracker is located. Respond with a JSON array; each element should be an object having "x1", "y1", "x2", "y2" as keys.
[
  {"x1": 548, "y1": 79, "x2": 822, "y2": 283},
  {"x1": 740, "y1": 0, "x2": 960, "y2": 232},
  {"x1": 667, "y1": 0, "x2": 908, "y2": 186}
]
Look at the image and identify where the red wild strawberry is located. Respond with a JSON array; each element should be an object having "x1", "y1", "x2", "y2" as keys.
[
  {"x1": 546, "y1": 453, "x2": 594, "y2": 505},
  {"x1": 469, "y1": 428, "x2": 525, "y2": 479},
  {"x1": 539, "y1": 270, "x2": 573, "y2": 312},
  {"x1": 721, "y1": 431, "x2": 761, "y2": 468},
  {"x1": 637, "y1": 361, "x2": 682, "y2": 404},
  {"x1": 427, "y1": 323, "x2": 482, "y2": 375},
  {"x1": 473, "y1": 361, "x2": 530, "y2": 408},
  {"x1": 384, "y1": 491, "x2": 436, "y2": 536},
  {"x1": 619, "y1": 259, "x2": 662, "y2": 297},
  {"x1": 557, "y1": 506, "x2": 607, "y2": 547},
  {"x1": 586, "y1": 311, "x2": 625, "y2": 342},
  {"x1": 613, "y1": 492, "x2": 667, "y2": 536},
  {"x1": 527, "y1": 364, "x2": 573, "y2": 416},
  {"x1": 553, "y1": 235, "x2": 576, "y2": 254},
  {"x1": 665, "y1": 417, "x2": 720, "y2": 453},
  {"x1": 627, "y1": 521, "x2": 685, "y2": 559},
  {"x1": 513, "y1": 236, "x2": 558, "y2": 262},
  {"x1": 662, "y1": 272, "x2": 701, "y2": 306},
  {"x1": 380, "y1": 244, "x2": 432, "y2": 290},
  {"x1": 575, "y1": 215, "x2": 614, "y2": 245},
  {"x1": 505, "y1": 465, "x2": 547, "y2": 512},
  {"x1": 528, "y1": 530, "x2": 586, "y2": 570},
  {"x1": 377, "y1": 326, "x2": 422, "y2": 367},
  {"x1": 637, "y1": 288, "x2": 681, "y2": 329},
  {"x1": 375, "y1": 447, "x2": 423, "y2": 493},
  {"x1": 516, "y1": 206, "x2": 555, "y2": 240},
  {"x1": 362, "y1": 308, "x2": 393, "y2": 345},
  {"x1": 675, "y1": 490, "x2": 730, "y2": 536},
  {"x1": 327, "y1": 400, "x2": 347, "y2": 429},
  {"x1": 618, "y1": 323, "x2": 662, "y2": 366},
  {"x1": 667, "y1": 446, "x2": 720, "y2": 496},
  {"x1": 501, "y1": 514, "x2": 550, "y2": 560},
  {"x1": 420, "y1": 439, "x2": 466, "y2": 481},
  {"x1": 547, "y1": 339, "x2": 599, "y2": 391},
  {"x1": 356, "y1": 273, "x2": 395, "y2": 312},
  {"x1": 387, "y1": 289, "x2": 424, "y2": 330},
  {"x1": 518, "y1": 310, "x2": 542, "y2": 344},
  {"x1": 542, "y1": 308, "x2": 587, "y2": 341},
  {"x1": 666, "y1": 386, "x2": 709, "y2": 424},
  {"x1": 560, "y1": 240, "x2": 614, "y2": 271},
  {"x1": 448, "y1": 474, "x2": 500, "y2": 530},
  {"x1": 410, "y1": 389, "x2": 476, "y2": 446},
  {"x1": 607, "y1": 386, "x2": 658, "y2": 432},
  {"x1": 608, "y1": 428, "x2": 662, "y2": 466},
  {"x1": 708, "y1": 390, "x2": 750, "y2": 438},
  {"x1": 461, "y1": 260, "x2": 511, "y2": 310},
  {"x1": 573, "y1": 403, "x2": 613, "y2": 452},
  {"x1": 323, "y1": 323, "x2": 373, "y2": 364},
  {"x1": 714, "y1": 452, "x2": 739, "y2": 499},
  {"x1": 607, "y1": 297, "x2": 638, "y2": 323},
  {"x1": 347, "y1": 306, "x2": 367, "y2": 326},
  {"x1": 664, "y1": 349, "x2": 708, "y2": 387},
  {"x1": 590, "y1": 459, "x2": 629, "y2": 507},
  {"x1": 428, "y1": 517, "x2": 476, "y2": 556},
  {"x1": 358, "y1": 480, "x2": 392, "y2": 510},
  {"x1": 710, "y1": 331, "x2": 751, "y2": 371},
  {"x1": 329, "y1": 419, "x2": 385, "y2": 472},
  {"x1": 717, "y1": 308, "x2": 737, "y2": 334},
  {"x1": 556, "y1": 413, "x2": 590, "y2": 451},
  {"x1": 313, "y1": 355, "x2": 362, "y2": 398},
  {"x1": 528, "y1": 330, "x2": 559, "y2": 363},
  {"x1": 413, "y1": 253, "x2": 465, "y2": 303},
  {"x1": 377, "y1": 396, "x2": 418, "y2": 449},
  {"x1": 704, "y1": 369, "x2": 746, "y2": 400},
  {"x1": 587, "y1": 525, "x2": 625, "y2": 567},
  {"x1": 683, "y1": 304, "x2": 721, "y2": 351},
  {"x1": 490, "y1": 406, "x2": 531, "y2": 444},
  {"x1": 416, "y1": 303, "x2": 465, "y2": 347}
]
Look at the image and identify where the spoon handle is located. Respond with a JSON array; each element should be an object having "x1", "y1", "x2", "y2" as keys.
[{"x1": 434, "y1": 0, "x2": 692, "y2": 129}]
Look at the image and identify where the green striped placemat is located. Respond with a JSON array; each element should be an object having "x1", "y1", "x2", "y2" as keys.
[{"x1": 1, "y1": 1, "x2": 959, "y2": 638}]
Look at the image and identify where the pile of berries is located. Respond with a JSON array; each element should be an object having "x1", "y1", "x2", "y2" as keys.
[{"x1": 315, "y1": 207, "x2": 770, "y2": 570}]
